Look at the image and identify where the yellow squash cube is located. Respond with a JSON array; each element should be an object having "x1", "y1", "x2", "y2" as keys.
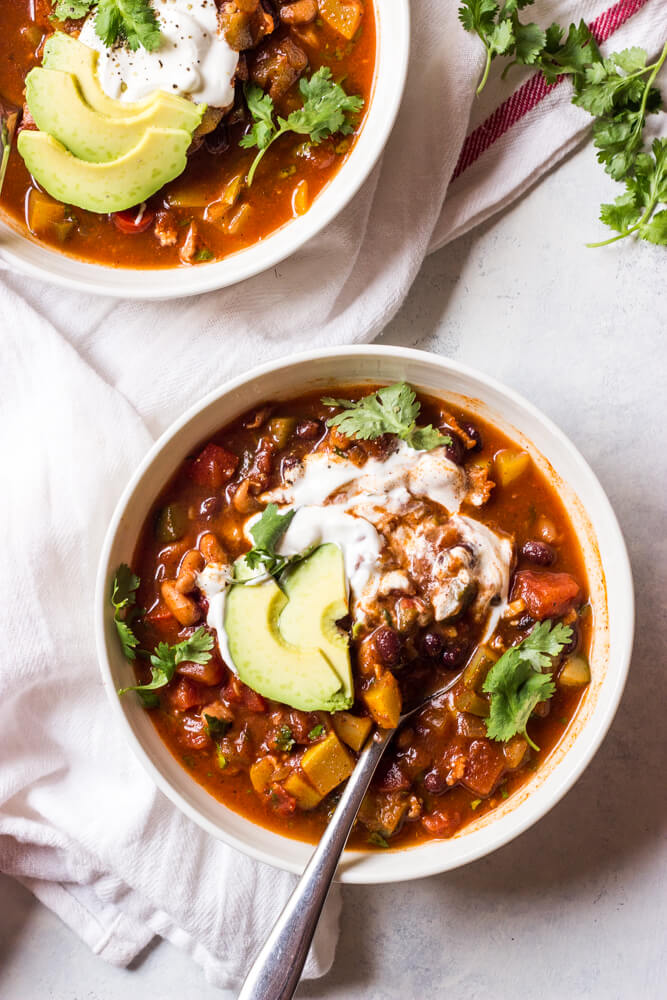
[{"x1": 301, "y1": 732, "x2": 354, "y2": 797}]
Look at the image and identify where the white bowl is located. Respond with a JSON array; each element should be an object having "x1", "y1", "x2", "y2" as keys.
[
  {"x1": 95, "y1": 346, "x2": 634, "y2": 883},
  {"x1": 0, "y1": 3, "x2": 409, "y2": 299}
]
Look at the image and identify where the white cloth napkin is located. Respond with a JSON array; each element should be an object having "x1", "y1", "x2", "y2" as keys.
[{"x1": 0, "y1": 0, "x2": 664, "y2": 989}]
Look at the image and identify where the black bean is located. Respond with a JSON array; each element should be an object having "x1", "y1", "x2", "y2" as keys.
[
  {"x1": 521, "y1": 539, "x2": 556, "y2": 566},
  {"x1": 200, "y1": 496, "x2": 221, "y2": 519},
  {"x1": 441, "y1": 643, "x2": 467, "y2": 670},
  {"x1": 442, "y1": 429, "x2": 465, "y2": 465},
  {"x1": 423, "y1": 767, "x2": 448, "y2": 795},
  {"x1": 515, "y1": 613, "x2": 535, "y2": 630},
  {"x1": 296, "y1": 419, "x2": 322, "y2": 440},
  {"x1": 560, "y1": 622, "x2": 579, "y2": 657},
  {"x1": 420, "y1": 630, "x2": 444, "y2": 658},
  {"x1": 374, "y1": 626, "x2": 401, "y2": 667},
  {"x1": 204, "y1": 124, "x2": 229, "y2": 156},
  {"x1": 460, "y1": 421, "x2": 483, "y2": 452}
]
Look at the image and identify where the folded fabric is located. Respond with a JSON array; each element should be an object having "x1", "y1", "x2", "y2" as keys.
[{"x1": 0, "y1": 0, "x2": 664, "y2": 989}]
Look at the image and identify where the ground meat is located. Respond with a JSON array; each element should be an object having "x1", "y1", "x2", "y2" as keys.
[
  {"x1": 250, "y1": 36, "x2": 308, "y2": 100},
  {"x1": 466, "y1": 463, "x2": 495, "y2": 506},
  {"x1": 219, "y1": 0, "x2": 275, "y2": 50},
  {"x1": 154, "y1": 210, "x2": 178, "y2": 248}
]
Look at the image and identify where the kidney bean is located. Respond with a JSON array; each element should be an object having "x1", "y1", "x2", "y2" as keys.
[
  {"x1": 442, "y1": 429, "x2": 465, "y2": 465},
  {"x1": 460, "y1": 421, "x2": 483, "y2": 452},
  {"x1": 521, "y1": 539, "x2": 556, "y2": 566},
  {"x1": 377, "y1": 760, "x2": 410, "y2": 791},
  {"x1": 296, "y1": 419, "x2": 322, "y2": 440},
  {"x1": 199, "y1": 496, "x2": 222, "y2": 519},
  {"x1": 441, "y1": 643, "x2": 467, "y2": 670},
  {"x1": 420, "y1": 630, "x2": 444, "y2": 658},
  {"x1": 374, "y1": 626, "x2": 401, "y2": 667},
  {"x1": 423, "y1": 767, "x2": 448, "y2": 795}
]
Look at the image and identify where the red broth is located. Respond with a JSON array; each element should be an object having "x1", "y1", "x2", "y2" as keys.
[{"x1": 124, "y1": 387, "x2": 592, "y2": 849}]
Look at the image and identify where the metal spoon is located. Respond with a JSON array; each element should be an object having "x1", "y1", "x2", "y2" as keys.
[
  {"x1": 0, "y1": 97, "x2": 19, "y2": 197},
  {"x1": 238, "y1": 671, "x2": 464, "y2": 1000}
]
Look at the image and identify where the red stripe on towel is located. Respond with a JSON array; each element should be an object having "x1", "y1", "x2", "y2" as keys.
[{"x1": 452, "y1": 0, "x2": 651, "y2": 181}]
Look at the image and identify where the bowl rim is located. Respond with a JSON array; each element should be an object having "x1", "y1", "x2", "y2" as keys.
[
  {"x1": 95, "y1": 345, "x2": 634, "y2": 883},
  {"x1": 0, "y1": 1, "x2": 410, "y2": 300}
]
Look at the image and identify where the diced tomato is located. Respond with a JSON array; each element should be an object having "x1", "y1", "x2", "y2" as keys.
[
  {"x1": 270, "y1": 784, "x2": 297, "y2": 816},
  {"x1": 182, "y1": 715, "x2": 209, "y2": 749},
  {"x1": 240, "y1": 684, "x2": 267, "y2": 713},
  {"x1": 170, "y1": 677, "x2": 204, "y2": 712},
  {"x1": 421, "y1": 809, "x2": 462, "y2": 839},
  {"x1": 145, "y1": 601, "x2": 173, "y2": 626},
  {"x1": 112, "y1": 205, "x2": 156, "y2": 234},
  {"x1": 188, "y1": 443, "x2": 239, "y2": 488},
  {"x1": 461, "y1": 739, "x2": 506, "y2": 798},
  {"x1": 222, "y1": 674, "x2": 245, "y2": 704},
  {"x1": 177, "y1": 655, "x2": 225, "y2": 686},
  {"x1": 512, "y1": 570, "x2": 582, "y2": 620}
]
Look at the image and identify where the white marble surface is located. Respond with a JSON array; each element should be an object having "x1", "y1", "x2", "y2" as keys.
[{"x1": 2, "y1": 142, "x2": 666, "y2": 999}]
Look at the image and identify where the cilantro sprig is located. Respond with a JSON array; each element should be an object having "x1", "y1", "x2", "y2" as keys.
[
  {"x1": 483, "y1": 620, "x2": 573, "y2": 750},
  {"x1": 118, "y1": 627, "x2": 214, "y2": 698},
  {"x1": 241, "y1": 67, "x2": 364, "y2": 186},
  {"x1": 322, "y1": 382, "x2": 452, "y2": 451},
  {"x1": 110, "y1": 566, "x2": 214, "y2": 705},
  {"x1": 111, "y1": 563, "x2": 140, "y2": 661},
  {"x1": 459, "y1": 1, "x2": 667, "y2": 247},
  {"x1": 52, "y1": 0, "x2": 161, "y2": 52},
  {"x1": 235, "y1": 504, "x2": 315, "y2": 582}
]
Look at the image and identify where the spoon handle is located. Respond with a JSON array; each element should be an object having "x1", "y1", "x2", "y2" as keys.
[{"x1": 237, "y1": 727, "x2": 395, "y2": 1000}]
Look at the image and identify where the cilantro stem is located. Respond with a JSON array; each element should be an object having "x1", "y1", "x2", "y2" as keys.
[
  {"x1": 246, "y1": 129, "x2": 285, "y2": 187},
  {"x1": 477, "y1": 46, "x2": 493, "y2": 95},
  {"x1": 524, "y1": 730, "x2": 540, "y2": 753}
]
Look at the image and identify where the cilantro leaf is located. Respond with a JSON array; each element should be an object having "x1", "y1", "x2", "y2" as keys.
[
  {"x1": 234, "y1": 505, "x2": 315, "y2": 582},
  {"x1": 118, "y1": 626, "x2": 213, "y2": 696},
  {"x1": 240, "y1": 84, "x2": 276, "y2": 152},
  {"x1": 250, "y1": 504, "x2": 296, "y2": 554},
  {"x1": 275, "y1": 725, "x2": 295, "y2": 752},
  {"x1": 52, "y1": 0, "x2": 95, "y2": 19},
  {"x1": 483, "y1": 621, "x2": 573, "y2": 750},
  {"x1": 589, "y1": 138, "x2": 667, "y2": 247},
  {"x1": 322, "y1": 382, "x2": 451, "y2": 452},
  {"x1": 513, "y1": 21, "x2": 546, "y2": 66},
  {"x1": 308, "y1": 724, "x2": 325, "y2": 741},
  {"x1": 367, "y1": 831, "x2": 389, "y2": 848},
  {"x1": 95, "y1": 0, "x2": 161, "y2": 52},
  {"x1": 204, "y1": 714, "x2": 231, "y2": 738},
  {"x1": 241, "y1": 67, "x2": 363, "y2": 185},
  {"x1": 458, "y1": 0, "x2": 498, "y2": 37},
  {"x1": 110, "y1": 563, "x2": 140, "y2": 661}
]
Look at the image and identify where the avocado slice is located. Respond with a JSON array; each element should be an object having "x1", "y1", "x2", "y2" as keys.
[
  {"x1": 279, "y1": 545, "x2": 353, "y2": 703},
  {"x1": 42, "y1": 32, "x2": 160, "y2": 119},
  {"x1": 25, "y1": 68, "x2": 204, "y2": 164},
  {"x1": 17, "y1": 127, "x2": 193, "y2": 214},
  {"x1": 224, "y1": 545, "x2": 354, "y2": 713}
]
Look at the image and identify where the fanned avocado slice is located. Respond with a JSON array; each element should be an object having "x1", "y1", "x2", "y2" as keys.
[
  {"x1": 224, "y1": 545, "x2": 353, "y2": 713},
  {"x1": 25, "y1": 68, "x2": 203, "y2": 164},
  {"x1": 41, "y1": 32, "x2": 160, "y2": 118},
  {"x1": 17, "y1": 128, "x2": 193, "y2": 213}
]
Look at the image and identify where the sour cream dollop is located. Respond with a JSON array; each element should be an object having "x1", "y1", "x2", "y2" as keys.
[{"x1": 79, "y1": 0, "x2": 239, "y2": 107}]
